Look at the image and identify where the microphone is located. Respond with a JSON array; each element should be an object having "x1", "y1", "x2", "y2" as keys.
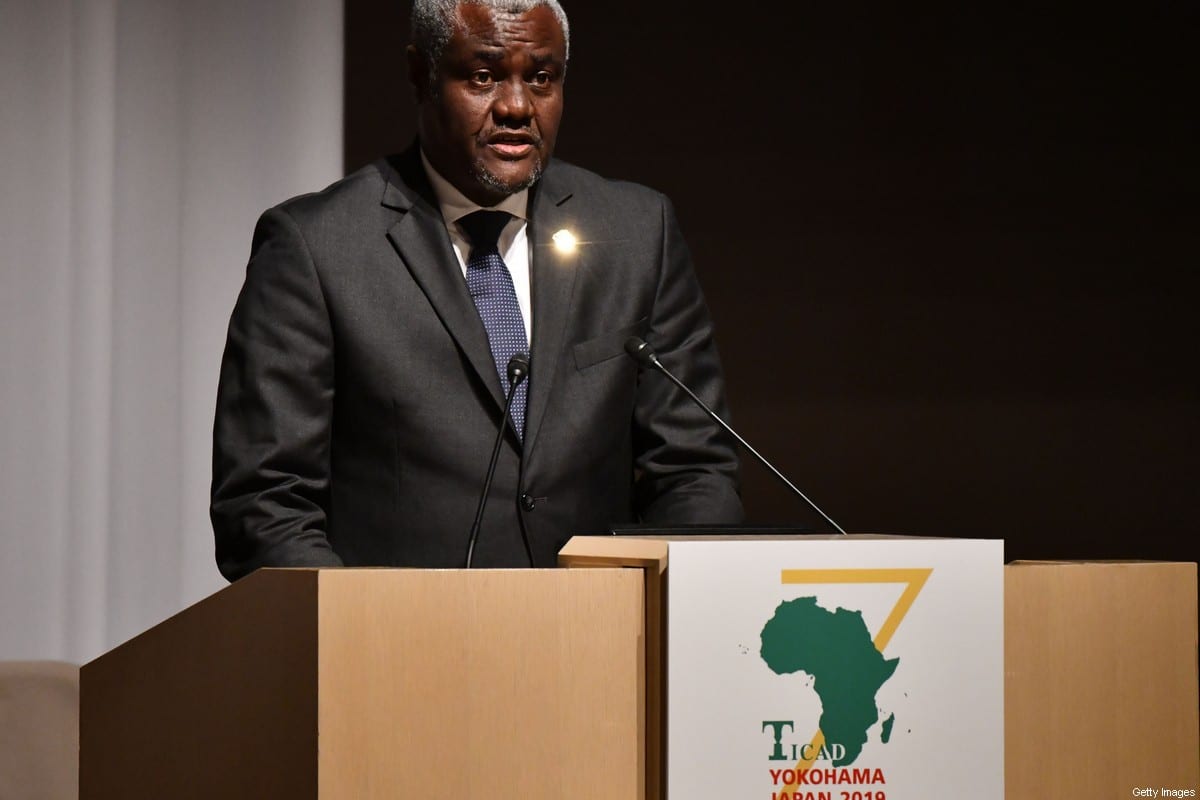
[
  {"x1": 624, "y1": 336, "x2": 847, "y2": 535},
  {"x1": 465, "y1": 352, "x2": 532, "y2": 568}
]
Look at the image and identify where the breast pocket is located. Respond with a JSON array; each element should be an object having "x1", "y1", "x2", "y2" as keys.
[{"x1": 572, "y1": 317, "x2": 650, "y2": 371}]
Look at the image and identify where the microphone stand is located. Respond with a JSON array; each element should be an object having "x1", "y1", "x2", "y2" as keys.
[
  {"x1": 466, "y1": 353, "x2": 531, "y2": 568},
  {"x1": 624, "y1": 337, "x2": 847, "y2": 535}
]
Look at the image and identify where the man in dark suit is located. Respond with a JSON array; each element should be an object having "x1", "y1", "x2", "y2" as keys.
[{"x1": 210, "y1": 0, "x2": 742, "y2": 580}]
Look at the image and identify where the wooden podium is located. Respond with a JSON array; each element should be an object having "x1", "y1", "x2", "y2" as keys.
[
  {"x1": 80, "y1": 567, "x2": 645, "y2": 799},
  {"x1": 81, "y1": 541, "x2": 1199, "y2": 799}
]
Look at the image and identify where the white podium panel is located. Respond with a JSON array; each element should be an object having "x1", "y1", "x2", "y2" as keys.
[{"x1": 666, "y1": 536, "x2": 1004, "y2": 800}]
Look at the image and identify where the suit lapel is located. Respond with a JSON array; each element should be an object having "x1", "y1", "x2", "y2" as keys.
[
  {"x1": 381, "y1": 150, "x2": 506, "y2": 410},
  {"x1": 524, "y1": 167, "x2": 582, "y2": 453}
]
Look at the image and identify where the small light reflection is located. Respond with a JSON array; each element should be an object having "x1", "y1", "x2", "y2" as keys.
[{"x1": 552, "y1": 229, "x2": 577, "y2": 254}]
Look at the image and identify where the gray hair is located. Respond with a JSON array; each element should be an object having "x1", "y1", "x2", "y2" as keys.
[{"x1": 411, "y1": 0, "x2": 570, "y2": 89}]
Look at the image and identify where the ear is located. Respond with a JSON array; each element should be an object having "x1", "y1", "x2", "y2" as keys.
[{"x1": 406, "y1": 45, "x2": 429, "y2": 103}]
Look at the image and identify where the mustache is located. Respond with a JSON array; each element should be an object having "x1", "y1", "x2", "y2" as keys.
[{"x1": 481, "y1": 128, "x2": 543, "y2": 147}]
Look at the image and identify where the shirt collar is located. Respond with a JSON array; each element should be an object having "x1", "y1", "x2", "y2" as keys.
[{"x1": 420, "y1": 148, "x2": 529, "y2": 226}]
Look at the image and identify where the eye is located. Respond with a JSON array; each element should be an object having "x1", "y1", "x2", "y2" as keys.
[
  {"x1": 469, "y1": 70, "x2": 494, "y2": 87},
  {"x1": 529, "y1": 71, "x2": 553, "y2": 87}
]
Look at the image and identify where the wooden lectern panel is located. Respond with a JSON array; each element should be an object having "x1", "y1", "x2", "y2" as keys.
[
  {"x1": 80, "y1": 569, "x2": 321, "y2": 799},
  {"x1": 559, "y1": 536, "x2": 669, "y2": 800},
  {"x1": 316, "y1": 568, "x2": 644, "y2": 799},
  {"x1": 1006, "y1": 561, "x2": 1199, "y2": 797}
]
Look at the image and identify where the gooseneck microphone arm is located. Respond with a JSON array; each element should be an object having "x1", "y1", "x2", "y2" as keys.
[
  {"x1": 624, "y1": 337, "x2": 847, "y2": 535},
  {"x1": 466, "y1": 352, "x2": 532, "y2": 568}
]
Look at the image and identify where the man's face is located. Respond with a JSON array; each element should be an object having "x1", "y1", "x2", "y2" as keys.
[{"x1": 411, "y1": 3, "x2": 566, "y2": 207}]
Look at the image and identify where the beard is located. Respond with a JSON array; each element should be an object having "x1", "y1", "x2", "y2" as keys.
[{"x1": 470, "y1": 154, "x2": 545, "y2": 199}]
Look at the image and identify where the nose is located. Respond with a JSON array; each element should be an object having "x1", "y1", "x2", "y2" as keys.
[{"x1": 492, "y1": 77, "x2": 533, "y2": 124}]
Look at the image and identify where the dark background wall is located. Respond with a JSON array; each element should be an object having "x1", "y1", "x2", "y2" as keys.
[{"x1": 345, "y1": 2, "x2": 1197, "y2": 565}]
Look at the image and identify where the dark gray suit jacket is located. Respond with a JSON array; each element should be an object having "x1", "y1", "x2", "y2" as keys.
[{"x1": 211, "y1": 146, "x2": 742, "y2": 579}]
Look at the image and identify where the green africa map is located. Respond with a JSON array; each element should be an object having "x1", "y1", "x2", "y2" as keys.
[{"x1": 760, "y1": 597, "x2": 899, "y2": 766}]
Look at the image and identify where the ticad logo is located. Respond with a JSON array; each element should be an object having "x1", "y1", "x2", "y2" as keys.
[{"x1": 754, "y1": 568, "x2": 932, "y2": 799}]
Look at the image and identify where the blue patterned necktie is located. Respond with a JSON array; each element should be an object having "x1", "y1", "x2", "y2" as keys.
[{"x1": 459, "y1": 210, "x2": 529, "y2": 440}]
